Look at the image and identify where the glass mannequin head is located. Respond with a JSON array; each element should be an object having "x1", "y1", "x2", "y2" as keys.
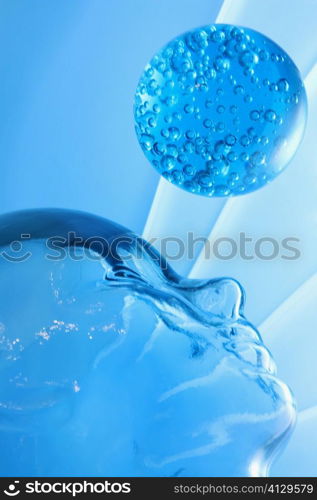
[{"x1": 0, "y1": 209, "x2": 295, "y2": 477}]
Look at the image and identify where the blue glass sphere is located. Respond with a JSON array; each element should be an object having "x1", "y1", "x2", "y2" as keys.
[{"x1": 134, "y1": 24, "x2": 307, "y2": 197}]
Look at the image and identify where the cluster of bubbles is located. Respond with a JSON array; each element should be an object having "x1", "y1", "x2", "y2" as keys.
[{"x1": 134, "y1": 24, "x2": 307, "y2": 197}]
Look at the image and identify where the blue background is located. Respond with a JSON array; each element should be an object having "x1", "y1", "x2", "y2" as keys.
[
  {"x1": 0, "y1": 0, "x2": 316, "y2": 476},
  {"x1": 0, "y1": 0, "x2": 221, "y2": 231}
]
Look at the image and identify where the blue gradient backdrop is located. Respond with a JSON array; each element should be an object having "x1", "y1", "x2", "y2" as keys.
[{"x1": 0, "y1": 0, "x2": 316, "y2": 477}]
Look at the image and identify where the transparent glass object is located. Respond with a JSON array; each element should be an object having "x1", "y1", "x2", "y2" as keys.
[
  {"x1": 134, "y1": 24, "x2": 307, "y2": 197},
  {"x1": 0, "y1": 209, "x2": 295, "y2": 476}
]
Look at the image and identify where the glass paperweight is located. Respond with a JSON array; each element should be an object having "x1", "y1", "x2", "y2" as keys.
[{"x1": 134, "y1": 24, "x2": 307, "y2": 197}]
